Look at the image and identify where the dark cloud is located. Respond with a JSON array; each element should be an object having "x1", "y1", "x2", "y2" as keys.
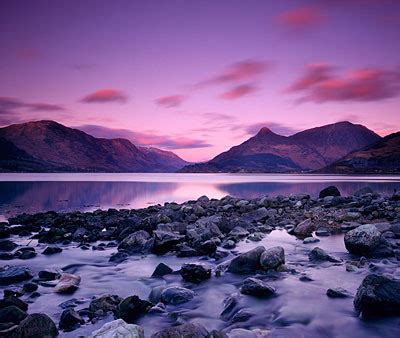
[
  {"x1": 277, "y1": 6, "x2": 325, "y2": 30},
  {"x1": 81, "y1": 89, "x2": 128, "y2": 104},
  {"x1": 77, "y1": 124, "x2": 212, "y2": 150},
  {"x1": 220, "y1": 84, "x2": 257, "y2": 100},
  {"x1": 287, "y1": 64, "x2": 400, "y2": 103},
  {"x1": 155, "y1": 95, "x2": 186, "y2": 108}
]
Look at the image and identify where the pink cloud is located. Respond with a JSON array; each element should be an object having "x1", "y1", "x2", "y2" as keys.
[
  {"x1": 155, "y1": 95, "x2": 185, "y2": 108},
  {"x1": 27, "y1": 103, "x2": 65, "y2": 111},
  {"x1": 220, "y1": 84, "x2": 257, "y2": 100},
  {"x1": 278, "y1": 6, "x2": 324, "y2": 29},
  {"x1": 287, "y1": 64, "x2": 400, "y2": 103},
  {"x1": 81, "y1": 89, "x2": 128, "y2": 103}
]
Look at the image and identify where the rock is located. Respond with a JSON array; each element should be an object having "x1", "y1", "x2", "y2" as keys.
[
  {"x1": 222, "y1": 240, "x2": 235, "y2": 249},
  {"x1": 152, "y1": 230, "x2": 183, "y2": 254},
  {"x1": 303, "y1": 237, "x2": 320, "y2": 244},
  {"x1": 354, "y1": 187, "x2": 374, "y2": 196},
  {"x1": 148, "y1": 286, "x2": 165, "y2": 304},
  {"x1": 0, "y1": 305, "x2": 27, "y2": 324},
  {"x1": 240, "y1": 277, "x2": 276, "y2": 297},
  {"x1": 42, "y1": 246, "x2": 63, "y2": 255},
  {"x1": 293, "y1": 219, "x2": 314, "y2": 238},
  {"x1": 38, "y1": 269, "x2": 60, "y2": 281},
  {"x1": 326, "y1": 287, "x2": 352, "y2": 298},
  {"x1": 176, "y1": 243, "x2": 199, "y2": 257},
  {"x1": 319, "y1": 186, "x2": 341, "y2": 198},
  {"x1": 160, "y1": 286, "x2": 194, "y2": 305},
  {"x1": 118, "y1": 230, "x2": 154, "y2": 254},
  {"x1": 198, "y1": 239, "x2": 218, "y2": 255},
  {"x1": 227, "y1": 246, "x2": 265, "y2": 274},
  {"x1": 91, "y1": 319, "x2": 144, "y2": 338},
  {"x1": 151, "y1": 323, "x2": 208, "y2": 338},
  {"x1": 354, "y1": 274, "x2": 400, "y2": 319},
  {"x1": 228, "y1": 226, "x2": 249, "y2": 239},
  {"x1": 151, "y1": 263, "x2": 173, "y2": 278},
  {"x1": 259, "y1": 246, "x2": 285, "y2": 270},
  {"x1": 23, "y1": 282, "x2": 38, "y2": 293},
  {"x1": 230, "y1": 309, "x2": 255, "y2": 323},
  {"x1": 0, "y1": 295, "x2": 28, "y2": 311},
  {"x1": 109, "y1": 251, "x2": 129, "y2": 264},
  {"x1": 344, "y1": 224, "x2": 393, "y2": 257},
  {"x1": 180, "y1": 263, "x2": 211, "y2": 283},
  {"x1": 315, "y1": 228, "x2": 330, "y2": 237},
  {"x1": 0, "y1": 266, "x2": 33, "y2": 285},
  {"x1": 0, "y1": 240, "x2": 17, "y2": 251},
  {"x1": 15, "y1": 313, "x2": 58, "y2": 337},
  {"x1": 116, "y1": 296, "x2": 153, "y2": 323},
  {"x1": 299, "y1": 274, "x2": 313, "y2": 282},
  {"x1": 89, "y1": 294, "x2": 123, "y2": 314},
  {"x1": 54, "y1": 273, "x2": 81, "y2": 294},
  {"x1": 308, "y1": 247, "x2": 340, "y2": 263},
  {"x1": 59, "y1": 308, "x2": 84, "y2": 331},
  {"x1": 0, "y1": 252, "x2": 13, "y2": 260},
  {"x1": 221, "y1": 295, "x2": 239, "y2": 321}
]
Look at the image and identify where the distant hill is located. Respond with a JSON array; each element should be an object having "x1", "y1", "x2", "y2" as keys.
[
  {"x1": 320, "y1": 132, "x2": 400, "y2": 174},
  {"x1": 0, "y1": 120, "x2": 188, "y2": 172},
  {"x1": 180, "y1": 121, "x2": 381, "y2": 173}
]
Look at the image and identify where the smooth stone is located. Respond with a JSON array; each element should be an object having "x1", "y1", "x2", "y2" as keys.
[
  {"x1": 117, "y1": 230, "x2": 154, "y2": 254},
  {"x1": 59, "y1": 308, "x2": 84, "y2": 331},
  {"x1": 0, "y1": 240, "x2": 17, "y2": 252},
  {"x1": 308, "y1": 247, "x2": 340, "y2": 263},
  {"x1": 303, "y1": 237, "x2": 320, "y2": 244},
  {"x1": 240, "y1": 277, "x2": 276, "y2": 297},
  {"x1": 0, "y1": 266, "x2": 33, "y2": 285},
  {"x1": 227, "y1": 246, "x2": 265, "y2": 274},
  {"x1": 151, "y1": 323, "x2": 208, "y2": 338},
  {"x1": 326, "y1": 287, "x2": 352, "y2": 298},
  {"x1": 109, "y1": 251, "x2": 129, "y2": 264},
  {"x1": 293, "y1": 219, "x2": 314, "y2": 238},
  {"x1": 23, "y1": 282, "x2": 38, "y2": 293},
  {"x1": 116, "y1": 296, "x2": 153, "y2": 323},
  {"x1": 91, "y1": 319, "x2": 144, "y2": 338},
  {"x1": 54, "y1": 273, "x2": 81, "y2": 294},
  {"x1": 38, "y1": 270, "x2": 60, "y2": 281},
  {"x1": 180, "y1": 263, "x2": 211, "y2": 283},
  {"x1": 42, "y1": 246, "x2": 63, "y2": 255},
  {"x1": 0, "y1": 295, "x2": 28, "y2": 311},
  {"x1": 160, "y1": 286, "x2": 194, "y2": 305},
  {"x1": 319, "y1": 186, "x2": 341, "y2": 198},
  {"x1": 259, "y1": 246, "x2": 285, "y2": 270}
]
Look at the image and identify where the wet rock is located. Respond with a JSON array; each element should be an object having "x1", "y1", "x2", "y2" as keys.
[
  {"x1": 221, "y1": 295, "x2": 239, "y2": 321},
  {"x1": 116, "y1": 295, "x2": 153, "y2": 323},
  {"x1": 228, "y1": 226, "x2": 249, "y2": 239},
  {"x1": 160, "y1": 286, "x2": 194, "y2": 305},
  {"x1": 0, "y1": 295, "x2": 28, "y2": 311},
  {"x1": 151, "y1": 263, "x2": 173, "y2": 278},
  {"x1": 308, "y1": 247, "x2": 340, "y2": 263},
  {"x1": 117, "y1": 230, "x2": 154, "y2": 254},
  {"x1": 151, "y1": 323, "x2": 208, "y2": 338},
  {"x1": 227, "y1": 246, "x2": 265, "y2": 274},
  {"x1": 0, "y1": 266, "x2": 33, "y2": 285},
  {"x1": 0, "y1": 252, "x2": 13, "y2": 260},
  {"x1": 326, "y1": 287, "x2": 352, "y2": 298},
  {"x1": 319, "y1": 186, "x2": 341, "y2": 198},
  {"x1": 240, "y1": 277, "x2": 276, "y2": 297},
  {"x1": 176, "y1": 243, "x2": 199, "y2": 257},
  {"x1": 260, "y1": 246, "x2": 285, "y2": 270},
  {"x1": 152, "y1": 230, "x2": 183, "y2": 254},
  {"x1": 180, "y1": 263, "x2": 211, "y2": 283},
  {"x1": 89, "y1": 294, "x2": 123, "y2": 314},
  {"x1": 0, "y1": 305, "x2": 27, "y2": 324},
  {"x1": 109, "y1": 251, "x2": 129, "y2": 264},
  {"x1": 222, "y1": 240, "x2": 235, "y2": 249},
  {"x1": 149, "y1": 286, "x2": 165, "y2": 304},
  {"x1": 15, "y1": 247, "x2": 36, "y2": 260},
  {"x1": 315, "y1": 228, "x2": 330, "y2": 237},
  {"x1": 299, "y1": 274, "x2": 313, "y2": 282},
  {"x1": 23, "y1": 282, "x2": 38, "y2": 293},
  {"x1": 54, "y1": 273, "x2": 81, "y2": 294},
  {"x1": 91, "y1": 319, "x2": 145, "y2": 338},
  {"x1": 230, "y1": 309, "x2": 255, "y2": 323},
  {"x1": 293, "y1": 219, "x2": 314, "y2": 238},
  {"x1": 59, "y1": 308, "x2": 84, "y2": 331},
  {"x1": 354, "y1": 274, "x2": 400, "y2": 319},
  {"x1": 3, "y1": 287, "x2": 23, "y2": 298},
  {"x1": 42, "y1": 246, "x2": 63, "y2": 255},
  {"x1": 344, "y1": 224, "x2": 393, "y2": 257},
  {"x1": 15, "y1": 313, "x2": 58, "y2": 337},
  {"x1": 198, "y1": 239, "x2": 218, "y2": 255},
  {"x1": 148, "y1": 302, "x2": 166, "y2": 314},
  {"x1": 0, "y1": 240, "x2": 17, "y2": 251},
  {"x1": 38, "y1": 269, "x2": 60, "y2": 281},
  {"x1": 208, "y1": 330, "x2": 228, "y2": 338},
  {"x1": 303, "y1": 237, "x2": 320, "y2": 244}
]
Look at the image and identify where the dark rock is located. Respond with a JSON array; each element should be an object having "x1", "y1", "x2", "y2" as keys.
[
  {"x1": 326, "y1": 287, "x2": 352, "y2": 298},
  {"x1": 308, "y1": 247, "x2": 340, "y2": 263},
  {"x1": 160, "y1": 286, "x2": 194, "y2": 305},
  {"x1": 15, "y1": 248, "x2": 36, "y2": 260},
  {"x1": 23, "y1": 282, "x2": 38, "y2": 293},
  {"x1": 293, "y1": 219, "x2": 314, "y2": 238},
  {"x1": 59, "y1": 308, "x2": 84, "y2": 331},
  {"x1": 0, "y1": 295, "x2": 28, "y2": 311},
  {"x1": 0, "y1": 305, "x2": 27, "y2": 324},
  {"x1": 109, "y1": 251, "x2": 129, "y2": 264},
  {"x1": 151, "y1": 263, "x2": 173, "y2": 278},
  {"x1": 15, "y1": 313, "x2": 58, "y2": 337},
  {"x1": 0, "y1": 252, "x2": 13, "y2": 260},
  {"x1": 38, "y1": 270, "x2": 60, "y2": 281},
  {"x1": 116, "y1": 295, "x2": 153, "y2": 323},
  {"x1": 260, "y1": 246, "x2": 285, "y2": 270},
  {"x1": 152, "y1": 230, "x2": 183, "y2": 254},
  {"x1": 176, "y1": 243, "x2": 199, "y2": 257},
  {"x1": 220, "y1": 295, "x2": 239, "y2": 321},
  {"x1": 42, "y1": 246, "x2": 63, "y2": 255},
  {"x1": 117, "y1": 230, "x2": 154, "y2": 254},
  {"x1": 354, "y1": 274, "x2": 400, "y2": 319},
  {"x1": 240, "y1": 277, "x2": 276, "y2": 297},
  {"x1": 151, "y1": 323, "x2": 208, "y2": 338},
  {"x1": 0, "y1": 266, "x2": 32, "y2": 285},
  {"x1": 0, "y1": 240, "x2": 17, "y2": 252},
  {"x1": 198, "y1": 239, "x2": 218, "y2": 255},
  {"x1": 3, "y1": 288, "x2": 23, "y2": 298},
  {"x1": 180, "y1": 263, "x2": 211, "y2": 283},
  {"x1": 89, "y1": 294, "x2": 123, "y2": 314},
  {"x1": 230, "y1": 309, "x2": 255, "y2": 323},
  {"x1": 319, "y1": 186, "x2": 341, "y2": 198},
  {"x1": 227, "y1": 246, "x2": 265, "y2": 274}
]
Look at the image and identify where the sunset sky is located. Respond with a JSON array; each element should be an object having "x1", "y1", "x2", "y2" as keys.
[{"x1": 1, "y1": 0, "x2": 400, "y2": 162}]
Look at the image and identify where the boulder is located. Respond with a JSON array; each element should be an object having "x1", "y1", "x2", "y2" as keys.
[
  {"x1": 293, "y1": 219, "x2": 314, "y2": 238},
  {"x1": 319, "y1": 186, "x2": 341, "y2": 198},
  {"x1": 151, "y1": 323, "x2": 208, "y2": 338},
  {"x1": 0, "y1": 266, "x2": 32, "y2": 285},
  {"x1": 42, "y1": 246, "x2": 63, "y2": 255},
  {"x1": 0, "y1": 305, "x2": 27, "y2": 324},
  {"x1": 176, "y1": 243, "x2": 199, "y2": 257},
  {"x1": 227, "y1": 246, "x2": 265, "y2": 274},
  {"x1": 59, "y1": 308, "x2": 84, "y2": 331},
  {"x1": 0, "y1": 240, "x2": 17, "y2": 252},
  {"x1": 151, "y1": 263, "x2": 173, "y2": 278},
  {"x1": 260, "y1": 246, "x2": 285, "y2": 270},
  {"x1": 354, "y1": 274, "x2": 400, "y2": 319},
  {"x1": 0, "y1": 295, "x2": 28, "y2": 311},
  {"x1": 326, "y1": 287, "x2": 352, "y2": 298},
  {"x1": 118, "y1": 230, "x2": 154, "y2": 254},
  {"x1": 38, "y1": 269, "x2": 60, "y2": 281},
  {"x1": 116, "y1": 296, "x2": 153, "y2": 323},
  {"x1": 15, "y1": 313, "x2": 58, "y2": 337},
  {"x1": 308, "y1": 247, "x2": 340, "y2": 263},
  {"x1": 91, "y1": 319, "x2": 144, "y2": 338},
  {"x1": 344, "y1": 224, "x2": 393, "y2": 257},
  {"x1": 89, "y1": 294, "x2": 123, "y2": 313},
  {"x1": 160, "y1": 286, "x2": 194, "y2": 305},
  {"x1": 152, "y1": 230, "x2": 183, "y2": 255},
  {"x1": 109, "y1": 251, "x2": 129, "y2": 264},
  {"x1": 240, "y1": 277, "x2": 276, "y2": 297},
  {"x1": 180, "y1": 263, "x2": 211, "y2": 283},
  {"x1": 54, "y1": 273, "x2": 81, "y2": 294}
]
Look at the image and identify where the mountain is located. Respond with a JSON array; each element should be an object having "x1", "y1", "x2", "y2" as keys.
[
  {"x1": 139, "y1": 147, "x2": 189, "y2": 170},
  {"x1": 0, "y1": 121, "x2": 188, "y2": 172},
  {"x1": 180, "y1": 121, "x2": 381, "y2": 173},
  {"x1": 320, "y1": 132, "x2": 400, "y2": 174}
]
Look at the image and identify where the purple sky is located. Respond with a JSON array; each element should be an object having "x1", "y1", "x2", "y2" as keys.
[{"x1": 1, "y1": 0, "x2": 400, "y2": 161}]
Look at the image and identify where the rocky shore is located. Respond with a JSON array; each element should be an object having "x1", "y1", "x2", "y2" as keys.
[{"x1": 1, "y1": 186, "x2": 400, "y2": 337}]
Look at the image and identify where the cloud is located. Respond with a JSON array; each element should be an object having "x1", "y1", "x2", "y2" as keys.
[
  {"x1": 232, "y1": 121, "x2": 300, "y2": 136},
  {"x1": 287, "y1": 64, "x2": 400, "y2": 103},
  {"x1": 26, "y1": 103, "x2": 65, "y2": 111},
  {"x1": 220, "y1": 84, "x2": 257, "y2": 100},
  {"x1": 277, "y1": 6, "x2": 324, "y2": 30},
  {"x1": 155, "y1": 95, "x2": 185, "y2": 108},
  {"x1": 0, "y1": 97, "x2": 25, "y2": 110},
  {"x1": 201, "y1": 112, "x2": 234, "y2": 122},
  {"x1": 77, "y1": 124, "x2": 212, "y2": 150},
  {"x1": 81, "y1": 89, "x2": 128, "y2": 104}
]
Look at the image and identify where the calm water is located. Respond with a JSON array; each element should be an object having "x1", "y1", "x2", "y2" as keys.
[{"x1": 1, "y1": 173, "x2": 400, "y2": 219}]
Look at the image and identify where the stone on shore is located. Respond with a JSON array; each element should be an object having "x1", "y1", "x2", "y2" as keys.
[
  {"x1": 326, "y1": 287, "x2": 352, "y2": 298},
  {"x1": 180, "y1": 263, "x2": 211, "y2": 283},
  {"x1": 240, "y1": 277, "x2": 276, "y2": 297},
  {"x1": 319, "y1": 186, "x2": 341, "y2": 198},
  {"x1": 116, "y1": 296, "x2": 153, "y2": 323},
  {"x1": 0, "y1": 305, "x2": 27, "y2": 325},
  {"x1": 0, "y1": 266, "x2": 33, "y2": 285},
  {"x1": 308, "y1": 247, "x2": 340, "y2": 263},
  {"x1": 15, "y1": 313, "x2": 58, "y2": 337},
  {"x1": 54, "y1": 273, "x2": 81, "y2": 294},
  {"x1": 89, "y1": 294, "x2": 123, "y2": 314},
  {"x1": 260, "y1": 246, "x2": 285, "y2": 270},
  {"x1": 59, "y1": 308, "x2": 84, "y2": 331},
  {"x1": 117, "y1": 230, "x2": 154, "y2": 254},
  {"x1": 91, "y1": 319, "x2": 144, "y2": 338},
  {"x1": 151, "y1": 263, "x2": 173, "y2": 278},
  {"x1": 0, "y1": 240, "x2": 17, "y2": 251},
  {"x1": 293, "y1": 219, "x2": 314, "y2": 238},
  {"x1": 151, "y1": 323, "x2": 208, "y2": 338},
  {"x1": 160, "y1": 286, "x2": 194, "y2": 305},
  {"x1": 227, "y1": 246, "x2": 265, "y2": 274},
  {"x1": 42, "y1": 246, "x2": 63, "y2": 255}
]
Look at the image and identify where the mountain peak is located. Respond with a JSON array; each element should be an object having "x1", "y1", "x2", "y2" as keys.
[{"x1": 256, "y1": 127, "x2": 274, "y2": 136}]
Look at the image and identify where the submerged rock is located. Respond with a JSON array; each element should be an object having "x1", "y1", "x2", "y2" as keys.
[
  {"x1": 308, "y1": 247, "x2": 340, "y2": 263},
  {"x1": 0, "y1": 266, "x2": 32, "y2": 285},
  {"x1": 240, "y1": 277, "x2": 276, "y2": 297},
  {"x1": 42, "y1": 246, "x2": 63, "y2": 255},
  {"x1": 160, "y1": 286, "x2": 194, "y2": 305},
  {"x1": 116, "y1": 296, "x2": 153, "y2": 323},
  {"x1": 326, "y1": 287, "x2": 352, "y2": 298},
  {"x1": 54, "y1": 273, "x2": 81, "y2": 294},
  {"x1": 151, "y1": 263, "x2": 173, "y2": 278},
  {"x1": 151, "y1": 323, "x2": 208, "y2": 338},
  {"x1": 180, "y1": 263, "x2": 211, "y2": 283},
  {"x1": 227, "y1": 246, "x2": 265, "y2": 274},
  {"x1": 91, "y1": 319, "x2": 144, "y2": 338},
  {"x1": 260, "y1": 246, "x2": 285, "y2": 270}
]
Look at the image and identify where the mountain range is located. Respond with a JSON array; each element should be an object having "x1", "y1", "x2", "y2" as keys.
[
  {"x1": 0, "y1": 121, "x2": 188, "y2": 172},
  {"x1": 0, "y1": 120, "x2": 398, "y2": 174},
  {"x1": 180, "y1": 121, "x2": 383, "y2": 173}
]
